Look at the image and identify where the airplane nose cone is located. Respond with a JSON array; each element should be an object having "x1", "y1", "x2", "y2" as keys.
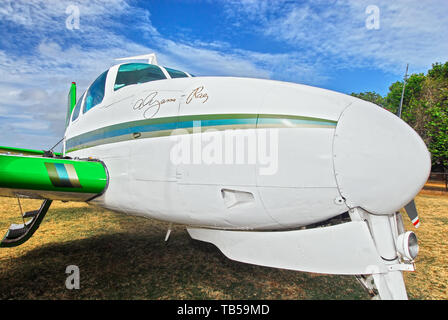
[{"x1": 333, "y1": 100, "x2": 431, "y2": 214}]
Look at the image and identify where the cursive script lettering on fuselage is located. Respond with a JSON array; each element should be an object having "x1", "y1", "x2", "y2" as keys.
[
  {"x1": 133, "y1": 91, "x2": 176, "y2": 119},
  {"x1": 186, "y1": 86, "x2": 209, "y2": 104}
]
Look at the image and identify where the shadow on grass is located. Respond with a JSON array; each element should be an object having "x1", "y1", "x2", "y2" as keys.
[
  {"x1": 44, "y1": 205, "x2": 112, "y2": 221},
  {"x1": 0, "y1": 226, "x2": 369, "y2": 300}
]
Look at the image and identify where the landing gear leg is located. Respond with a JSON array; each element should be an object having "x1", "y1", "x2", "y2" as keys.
[
  {"x1": 0, "y1": 199, "x2": 52, "y2": 248},
  {"x1": 372, "y1": 269, "x2": 407, "y2": 300},
  {"x1": 351, "y1": 208, "x2": 409, "y2": 300}
]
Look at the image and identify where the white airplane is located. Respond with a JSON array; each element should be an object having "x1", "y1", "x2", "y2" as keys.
[{"x1": 0, "y1": 53, "x2": 430, "y2": 300}]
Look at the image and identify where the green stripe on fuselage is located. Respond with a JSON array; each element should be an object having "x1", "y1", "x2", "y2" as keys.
[{"x1": 66, "y1": 113, "x2": 337, "y2": 153}]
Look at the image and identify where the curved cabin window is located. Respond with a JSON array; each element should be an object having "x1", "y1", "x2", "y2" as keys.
[
  {"x1": 71, "y1": 91, "x2": 85, "y2": 122},
  {"x1": 164, "y1": 67, "x2": 188, "y2": 78},
  {"x1": 114, "y1": 63, "x2": 166, "y2": 91},
  {"x1": 83, "y1": 70, "x2": 108, "y2": 113}
]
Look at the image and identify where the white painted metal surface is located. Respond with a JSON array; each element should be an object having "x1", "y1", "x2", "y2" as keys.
[
  {"x1": 68, "y1": 74, "x2": 359, "y2": 229},
  {"x1": 187, "y1": 221, "x2": 387, "y2": 275},
  {"x1": 333, "y1": 100, "x2": 431, "y2": 214}
]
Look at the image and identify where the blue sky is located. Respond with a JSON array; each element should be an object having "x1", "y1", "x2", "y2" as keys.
[{"x1": 0, "y1": 0, "x2": 447, "y2": 149}]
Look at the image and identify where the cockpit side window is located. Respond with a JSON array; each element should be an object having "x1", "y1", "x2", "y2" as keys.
[
  {"x1": 164, "y1": 67, "x2": 188, "y2": 79},
  {"x1": 83, "y1": 70, "x2": 108, "y2": 113},
  {"x1": 71, "y1": 91, "x2": 85, "y2": 122},
  {"x1": 114, "y1": 63, "x2": 166, "y2": 91}
]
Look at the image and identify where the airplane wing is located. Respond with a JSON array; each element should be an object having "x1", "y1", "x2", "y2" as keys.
[
  {"x1": 0, "y1": 148, "x2": 108, "y2": 247},
  {"x1": 0, "y1": 149, "x2": 108, "y2": 201},
  {"x1": 0, "y1": 82, "x2": 110, "y2": 247}
]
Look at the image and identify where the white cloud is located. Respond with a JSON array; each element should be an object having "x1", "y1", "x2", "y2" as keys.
[
  {"x1": 226, "y1": 0, "x2": 448, "y2": 73},
  {"x1": 10, "y1": 120, "x2": 49, "y2": 131},
  {"x1": 0, "y1": 0, "x2": 132, "y2": 29}
]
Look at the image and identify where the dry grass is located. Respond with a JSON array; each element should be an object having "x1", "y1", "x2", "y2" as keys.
[
  {"x1": 402, "y1": 192, "x2": 448, "y2": 299},
  {"x1": 0, "y1": 192, "x2": 446, "y2": 300},
  {"x1": 424, "y1": 181, "x2": 447, "y2": 192}
]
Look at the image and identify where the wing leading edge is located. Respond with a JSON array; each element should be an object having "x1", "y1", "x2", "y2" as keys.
[{"x1": 0, "y1": 153, "x2": 108, "y2": 201}]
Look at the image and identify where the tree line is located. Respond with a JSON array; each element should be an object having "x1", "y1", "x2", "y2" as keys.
[{"x1": 351, "y1": 62, "x2": 448, "y2": 172}]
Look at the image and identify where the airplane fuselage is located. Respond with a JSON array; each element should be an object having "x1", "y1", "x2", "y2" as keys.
[{"x1": 64, "y1": 71, "x2": 430, "y2": 231}]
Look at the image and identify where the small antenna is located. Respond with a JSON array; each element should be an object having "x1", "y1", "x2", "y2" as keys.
[
  {"x1": 115, "y1": 53, "x2": 158, "y2": 65},
  {"x1": 397, "y1": 64, "x2": 409, "y2": 118}
]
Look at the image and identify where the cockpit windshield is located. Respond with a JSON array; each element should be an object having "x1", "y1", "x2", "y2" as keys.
[
  {"x1": 84, "y1": 70, "x2": 108, "y2": 113},
  {"x1": 164, "y1": 67, "x2": 188, "y2": 79},
  {"x1": 114, "y1": 63, "x2": 166, "y2": 91},
  {"x1": 71, "y1": 91, "x2": 85, "y2": 122},
  {"x1": 68, "y1": 57, "x2": 193, "y2": 125}
]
